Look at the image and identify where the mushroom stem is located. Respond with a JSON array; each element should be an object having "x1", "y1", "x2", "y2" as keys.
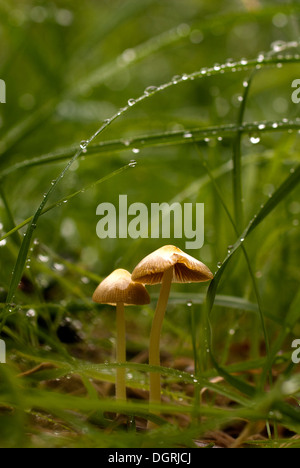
[
  {"x1": 116, "y1": 302, "x2": 126, "y2": 401},
  {"x1": 148, "y1": 266, "x2": 173, "y2": 415}
]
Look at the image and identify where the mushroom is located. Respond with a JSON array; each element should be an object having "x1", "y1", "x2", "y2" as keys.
[
  {"x1": 92, "y1": 268, "x2": 150, "y2": 401},
  {"x1": 131, "y1": 245, "x2": 213, "y2": 413}
]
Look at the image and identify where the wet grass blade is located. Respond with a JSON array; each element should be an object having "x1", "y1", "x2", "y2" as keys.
[
  {"x1": 1, "y1": 118, "x2": 299, "y2": 179},
  {"x1": 206, "y1": 163, "x2": 300, "y2": 391}
]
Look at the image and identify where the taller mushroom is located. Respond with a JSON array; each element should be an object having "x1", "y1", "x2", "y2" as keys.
[{"x1": 131, "y1": 245, "x2": 213, "y2": 411}]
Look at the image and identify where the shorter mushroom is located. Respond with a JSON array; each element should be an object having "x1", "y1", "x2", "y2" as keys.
[
  {"x1": 132, "y1": 245, "x2": 213, "y2": 416},
  {"x1": 93, "y1": 269, "x2": 150, "y2": 401}
]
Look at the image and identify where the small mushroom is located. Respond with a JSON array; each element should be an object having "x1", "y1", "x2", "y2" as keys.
[
  {"x1": 92, "y1": 269, "x2": 150, "y2": 401},
  {"x1": 132, "y1": 245, "x2": 213, "y2": 413}
]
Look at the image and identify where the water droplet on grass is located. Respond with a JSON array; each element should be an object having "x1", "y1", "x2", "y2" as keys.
[
  {"x1": 144, "y1": 86, "x2": 158, "y2": 95},
  {"x1": 172, "y1": 75, "x2": 182, "y2": 84},
  {"x1": 271, "y1": 40, "x2": 286, "y2": 52},
  {"x1": 122, "y1": 48, "x2": 136, "y2": 63},
  {"x1": 38, "y1": 254, "x2": 49, "y2": 263},
  {"x1": 128, "y1": 98, "x2": 136, "y2": 106},
  {"x1": 81, "y1": 277, "x2": 90, "y2": 284},
  {"x1": 53, "y1": 263, "x2": 65, "y2": 272},
  {"x1": 250, "y1": 135, "x2": 261, "y2": 144},
  {"x1": 26, "y1": 309, "x2": 36, "y2": 318}
]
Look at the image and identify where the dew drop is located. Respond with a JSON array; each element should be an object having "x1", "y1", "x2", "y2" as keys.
[
  {"x1": 38, "y1": 254, "x2": 49, "y2": 263},
  {"x1": 81, "y1": 276, "x2": 90, "y2": 284},
  {"x1": 132, "y1": 148, "x2": 140, "y2": 154},
  {"x1": 122, "y1": 48, "x2": 136, "y2": 63},
  {"x1": 183, "y1": 132, "x2": 193, "y2": 139},
  {"x1": 144, "y1": 86, "x2": 158, "y2": 95},
  {"x1": 250, "y1": 135, "x2": 261, "y2": 144},
  {"x1": 53, "y1": 263, "x2": 65, "y2": 272},
  {"x1": 257, "y1": 54, "x2": 265, "y2": 63},
  {"x1": 26, "y1": 309, "x2": 36, "y2": 318},
  {"x1": 271, "y1": 40, "x2": 286, "y2": 52},
  {"x1": 129, "y1": 159, "x2": 137, "y2": 167},
  {"x1": 128, "y1": 98, "x2": 136, "y2": 106},
  {"x1": 172, "y1": 75, "x2": 182, "y2": 84}
]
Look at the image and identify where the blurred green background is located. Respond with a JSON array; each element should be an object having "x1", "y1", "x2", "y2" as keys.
[{"x1": 0, "y1": 0, "x2": 300, "y2": 448}]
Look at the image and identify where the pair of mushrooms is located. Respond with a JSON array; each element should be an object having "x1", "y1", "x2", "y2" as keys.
[{"x1": 92, "y1": 245, "x2": 213, "y2": 419}]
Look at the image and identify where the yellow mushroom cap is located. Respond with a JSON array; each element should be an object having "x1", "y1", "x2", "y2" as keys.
[
  {"x1": 131, "y1": 245, "x2": 214, "y2": 285},
  {"x1": 92, "y1": 268, "x2": 150, "y2": 306}
]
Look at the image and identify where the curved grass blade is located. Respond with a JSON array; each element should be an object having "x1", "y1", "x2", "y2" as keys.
[
  {"x1": 232, "y1": 72, "x2": 256, "y2": 230},
  {"x1": 206, "y1": 163, "x2": 300, "y2": 392},
  {"x1": 3, "y1": 52, "x2": 300, "y2": 328},
  {"x1": 0, "y1": 164, "x2": 129, "y2": 245},
  {"x1": 1, "y1": 163, "x2": 129, "y2": 329},
  {"x1": 1, "y1": 117, "x2": 299, "y2": 180}
]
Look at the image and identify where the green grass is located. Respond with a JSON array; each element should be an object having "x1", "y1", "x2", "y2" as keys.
[{"x1": 0, "y1": 0, "x2": 300, "y2": 448}]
